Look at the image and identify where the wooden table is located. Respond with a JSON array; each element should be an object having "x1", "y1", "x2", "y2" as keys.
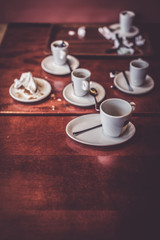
[{"x1": 0, "y1": 23, "x2": 160, "y2": 240}]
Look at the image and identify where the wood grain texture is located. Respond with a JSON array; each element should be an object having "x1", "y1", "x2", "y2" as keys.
[
  {"x1": 0, "y1": 115, "x2": 159, "y2": 156},
  {"x1": 0, "y1": 23, "x2": 160, "y2": 240},
  {"x1": 0, "y1": 24, "x2": 7, "y2": 45},
  {"x1": 0, "y1": 115, "x2": 160, "y2": 240},
  {"x1": 0, "y1": 23, "x2": 160, "y2": 115},
  {"x1": 45, "y1": 23, "x2": 153, "y2": 57}
]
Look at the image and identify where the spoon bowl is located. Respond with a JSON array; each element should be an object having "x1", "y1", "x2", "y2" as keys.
[{"x1": 89, "y1": 87, "x2": 99, "y2": 111}]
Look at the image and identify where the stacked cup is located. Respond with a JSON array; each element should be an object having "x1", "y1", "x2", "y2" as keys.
[
  {"x1": 119, "y1": 10, "x2": 135, "y2": 33},
  {"x1": 51, "y1": 40, "x2": 69, "y2": 65}
]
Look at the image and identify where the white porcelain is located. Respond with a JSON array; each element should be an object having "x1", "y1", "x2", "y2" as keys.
[
  {"x1": 63, "y1": 81, "x2": 105, "y2": 107},
  {"x1": 66, "y1": 113, "x2": 136, "y2": 146},
  {"x1": 9, "y1": 77, "x2": 52, "y2": 103},
  {"x1": 114, "y1": 71, "x2": 154, "y2": 95},
  {"x1": 100, "y1": 98, "x2": 135, "y2": 137},
  {"x1": 109, "y1": 23, "x2": 139, "y2": 38},
  {"x1": 130, "y1": 58, "x2": 149, "y2": 86},
  {"x1": 51, "y1": 40, "x2": 69, "y2": 65},
  {"x1": 71, "y1": 68, "x2": 91, "y2": 97},
  {"x1": 119, "y1": 10, "x2": 135, "y2": 33},
  {"x1": 41, "y1": 55, "x2": 79, "y2": 75}
]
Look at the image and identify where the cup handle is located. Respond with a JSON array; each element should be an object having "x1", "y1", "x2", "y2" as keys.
[
  {"x1": 123, "y1": 102, "x2": 136, "y2": 127},
  {"x1": 130, "y1": 102, "x2": 136, "y2": 112},
  {"x1": 82, "y1": 80, "x2": 89, "y2": 91},
  {"x1": 60, "y1": 50, "x2": 66, "y2": 60}
]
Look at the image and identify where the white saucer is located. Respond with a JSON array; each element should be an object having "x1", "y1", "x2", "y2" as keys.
[
  {"x1": 109, "y1": 23, "x2": 139, "y2": 38},
  {"x1": 63, "y1": 81, "x2": 105, "y2": 107},
  {"x1": 114, "y1": 71, "x2": 154, "y2": 95},
  {"x1": 9, "y1": 77, "x2": 52, "y2": 103},
  {"x1": 41, "y1": 55, "x2": 79, "y2": 75},
  {"x1": 66, "y1": 113, "x2": 136, "y2": 146}
]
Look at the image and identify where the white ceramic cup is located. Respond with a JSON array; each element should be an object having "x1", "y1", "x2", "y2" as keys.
[
  {"x1": 71, "y1": 68, "x2": 91, "y2": 97},
  {"x1": 119, "y1": 10, "x2": 135, "y2": 33},
  {"x1": 130, "y1": 58, "x2": 149, "y2": 87},
  {"x1": 51, "y1": 40, "x2": 69, "y2": 65},
  {"x1": 100, "y1": 98, "x2": 135, "y2": 137}
]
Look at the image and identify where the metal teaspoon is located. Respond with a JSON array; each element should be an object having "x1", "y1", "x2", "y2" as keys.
[{"x1": 89, "y1": 87, "x2": 99, "y2": 111}]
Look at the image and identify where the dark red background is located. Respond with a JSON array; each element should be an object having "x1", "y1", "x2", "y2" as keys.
[{"x1": 0, "y1": 0, "x2": 160, "y2": 23}]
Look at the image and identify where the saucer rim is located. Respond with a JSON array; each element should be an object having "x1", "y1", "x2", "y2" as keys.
[
  {"x1": 41, "y1": 55, "x2": 80, "y2": 75},
  {"x1": 114, "y1": 71, "x2": 154, "y2": 95},
  {"x1": 109, "y1": 23, "x2": 139, "y2": 38},
  {"x1": 66, "y1": 113, "x2": 136, "y2": 146},
  {"x1": 63, "y1": 82, "x2": 106, "y2": 107},
  {"x1": 9, "y1": 77, "x2": 52, "y2": 103}
]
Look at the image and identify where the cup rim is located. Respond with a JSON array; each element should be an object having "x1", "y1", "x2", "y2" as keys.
[
  {"x1": 120, "y1": 10, "x2": 135, "y2": 17},
  {"x1": 130, "y1": 59, "x2": 149, "y2": 70},
  {"x1": 100, "y1": 98, "x2": 132, "y2": 118},
  {"x1": 71, "y1": 68, "x2": 91, "y2": 79},
  {"x1": 51, "y1": 40, "x2": 69, "y2": 49}
]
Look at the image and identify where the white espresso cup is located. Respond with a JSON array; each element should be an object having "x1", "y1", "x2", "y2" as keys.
[
  {"x1": 100, "y1": 98, "x2": 135, "y2": 137},
  {"x1": 51, "y1": 40, "x2": 69, "y2": 65},
  {"x1": 119, "y1": 10, "x2": 135, "y2": 33},
  {"x1": 71, "y1": 68, "x2": 91, "y2": 97},
  {"x1": 130, "y1": 58, "x2": 149, "y2": 87}
]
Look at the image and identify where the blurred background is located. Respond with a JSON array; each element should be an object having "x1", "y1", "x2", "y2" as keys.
[{"x1": 0, "y1": 0, "x2": 160, "y2": 24}]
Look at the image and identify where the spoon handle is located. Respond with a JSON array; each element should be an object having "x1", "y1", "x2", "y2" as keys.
[
  {"x1": 67, "y1": 59, "x2": 72, "y2": 73},
  {"x1": 122, "y1": 70, "x2": 133, "y2": 92},
  {"x1": 94, "y1": 95, "x2": 99, "y2": 111},
  {"x1": 73, "y1": 124, "x2": 102, "y2": 136}
]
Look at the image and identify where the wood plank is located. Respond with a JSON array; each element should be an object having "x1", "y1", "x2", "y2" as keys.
[
  {"x1": 0, "y1": 24, "x2": 7, "y2": 45},
  {"x1": 0, "y1": 24, "x2": 159, "y2": 115},
  {"x1": 0, "y1": 115, "x2": 160, "y2": 156},
  {"x1": 45, "y1": 23, "x2": 153, "y2": 57},
  {"x1": 0, "y1": 115, "x2": 159, "y2": 240}
]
